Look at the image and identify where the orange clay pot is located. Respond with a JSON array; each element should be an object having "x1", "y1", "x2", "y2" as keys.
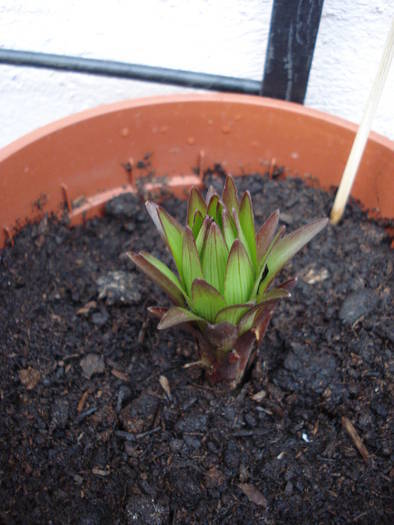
[{"x1": 0, "y1": 93, "x2": 393, "y2": 248}]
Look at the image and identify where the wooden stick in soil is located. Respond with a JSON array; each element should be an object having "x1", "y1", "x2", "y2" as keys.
[
  {"x1": 330, "y1": 20, "x2": 394, "y2": 225},
  {"x1": 341, "y1": 416, "x2": 370, "y2": 464}
]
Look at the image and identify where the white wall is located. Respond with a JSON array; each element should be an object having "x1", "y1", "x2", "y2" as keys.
[{"x1": 0, "y1": 0, "x2": 393, "y2": 149}]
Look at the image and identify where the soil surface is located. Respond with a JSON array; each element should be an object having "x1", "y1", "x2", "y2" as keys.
[{"x1": 0, "y1": 173, "x2": 393, "y2": 524}]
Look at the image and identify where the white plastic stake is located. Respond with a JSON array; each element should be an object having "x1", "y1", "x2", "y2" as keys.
[{"x1": 330, "y1": 20, "x2": 394, "y2": 225}]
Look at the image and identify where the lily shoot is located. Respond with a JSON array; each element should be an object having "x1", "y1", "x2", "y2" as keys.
[{"x1": 129, "y1": 176, "x2": 327, "y2": 388}]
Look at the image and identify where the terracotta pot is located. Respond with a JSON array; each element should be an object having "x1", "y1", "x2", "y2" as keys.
[{"x1": 0, "y1": 94, "x2": 393, "y2": 249}]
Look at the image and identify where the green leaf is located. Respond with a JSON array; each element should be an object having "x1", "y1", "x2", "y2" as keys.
[
  {"x1": 205, "y1": 185, "x2": 219, "y2": 205},
  {"x1": 187, "y1": 187, "x2": 207, "y2": 228},
  {"x1": 238, "y1": 288, "x2": 290, "y2": 333},
  {"x1": 207, "y1": 194, "x2": 220, "y2": 223},
  {"x1": 201, "y1": 222, "x2": 229, "y2": 293},
  {"x1": 232, "y1": 209, "x2": 256, "y2": 276},
  {"x1": 256, "y1": 209, "x2": 280, "y2": 264},
  {"x1": 223, "y1": 239, "x2": 254, "y2": 305},
  {"x1": 191, "y1": 210, "x2": 204, "y2": 238},
  {"x1": 158, "y1": 306, "x2": 206, "y2": 329},
  {"x1": 264, "y1": 218, "x2": 328, "y2": 288},
  {"x1": 195, "y1": 216, "x2": 212, "y2": 256},
  {"x1": 182, "y1": 227, "x2": 203, "y2": 296},
  {"x1": 239, "y1": 191, "x2": 257, "y2": 269},
  {"x1": 252, "y1": 225, "x2": 286, "y2": 298},
  {"x1": 128, "y1": 251, "x2": 185, "y2": 306},
  {"x1": 222, "y1": 175, "x2": 239, "y2": 214},
  {"x1": 157, "y1": 206, "x2": 185, "y2": 280},
  {"x1": 191, "y1": 279, "x2": 226, "y2": 322},
  {"x1": 221, "y1": 208, "x2": 236, "y2": 250},
  {"x1": 215, "y1": 303, "x2": 253, "y2": 325}
]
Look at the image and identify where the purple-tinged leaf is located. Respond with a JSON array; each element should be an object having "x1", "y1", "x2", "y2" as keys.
[
  {"x1": 187, "y1": 187, "x2": 207, "y2": 228},
  {"x1": 222, "y1": 175, "x2": 239, "y2": 214},
  {"x1": 147, "y1": 306, "x2": 168, "y2": 319},
  {"x1": 191, "y1": 279, "x2": 226, "y2": 322},
  {"x1": 238, "y1": 302, "x2": 272, "y2": 335},
  {"x1": 196, "y1": 215, "x2": 212, "y2": 256},
  {"x1": 221, "y1": 208, "x2": 236, "y2": 250},
  {"x1": 182, "y1": 227, "x2": 203, "y2": 296},
  {"x1": 191, "y1": 210, "x2": 204, "y2": 238},
  {"x1": 256, "y1": 209, "x2": 280, "y2": 263},
  {"x1": 252, "y1": 302, "x2": 277, "y2": 342},
  {"x1": 201, "y1": 322, "x2": 238, "y2": 352},
  {"x1": 201, "y1": 221, "x2": 229, "y2": 293},
  {"x1": 157, "y1": 206, "x2": 185, "y2": 280},
  {"x1": 128, "y1": 251, "x2": 185, "y2": 306},
  {"x1": 278, "y1": 277, "x2": 298, "y2": 292},
  {"x1": 145, "y1": 201, "x2": 164, "y2": 239},
  {"x1": 265, "y1": 218, "x2": 328, "y2": 288},
  {"x1": 158, "y1": 306, "x2": 205, "y2": 329},
  {"x1": 257, "y1": 286, "x2": 291, "y2": 304},
  {"x1": 239, "y1": 191, "x2": 257, "y2": 268},
  {"x1": 224, "y1": 239, "x2": 254, "y2": 305},
  {"x1": 215, "y1": 303, "x2": 253, "y2": 325}
]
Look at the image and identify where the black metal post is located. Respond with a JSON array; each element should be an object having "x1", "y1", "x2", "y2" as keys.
[{"x1": 261, "y1": 0, "x2": 324, "y2": 103}]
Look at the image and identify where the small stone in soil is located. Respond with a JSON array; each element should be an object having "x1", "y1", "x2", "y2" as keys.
[
  {"x1": 277, "y1": 342, "x2": 337, "y2": 394},
  {"x1": 169, "y1": 468, "x2": 203, "y2": 505},
  {"x1": 224, "y1": 441, "x2": 241, "y2": 470},
  {"x1": 91, "y1": 309, "x2": 109, "y2": 326},
  {"x1": 119, "y1": 391, "x2": 159, "y2": 433},
  {"x1": 175, "y1": 413, "x2": 208, "y2": 433},
  {"x1": 96, "y1": 271, "x2": 142, "y2": 305},
  {"x1": 238, "y1": 483, "x2": 268, "y2": 508},
  {"x1": 18, "y1": 367, "x2": 40, "y2": 390},
  {"x1": 126, "y1": 495, "x2": 168, "y2": 525},
  {"x1": 77, "y1": 500, "x2": 112, "y2": 525},
  {"x1": 80, "y1": 354, "x2": 105, "y2": 379},
  {"x1": 116, "y1": 385, "x2": 132, "y2": 413},
  {"x1": 339, "y1": 289, "x2": 379, "y2": 325},
  {"x1": 105, "y1": 193, "x2": 141, "y2": 219},
  {"x1": 49, "y1": 398, "x2": 69, "y2": 432}
]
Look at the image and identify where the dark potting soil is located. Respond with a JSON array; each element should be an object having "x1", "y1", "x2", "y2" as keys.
[{"x1": 0, "y1": 173, "x2": 393, "y2": 525}]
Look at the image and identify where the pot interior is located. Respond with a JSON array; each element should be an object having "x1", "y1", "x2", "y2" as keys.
[{"x1": 0, "y1": 94, "x2": 393, "y2": 248}]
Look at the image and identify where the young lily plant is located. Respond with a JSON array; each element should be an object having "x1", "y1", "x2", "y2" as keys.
[{"x1": 129, "y1": 176, "x2": 327, "y2": 389}]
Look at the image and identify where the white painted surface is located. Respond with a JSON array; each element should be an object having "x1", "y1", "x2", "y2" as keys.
[{"x1": 0, "y1": 0, "x2": 393, "y2": 148}]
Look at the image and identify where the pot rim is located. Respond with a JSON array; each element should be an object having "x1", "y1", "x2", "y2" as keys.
[{"x1": 1, "y1": 93, "x2": 392, "y2": 158}]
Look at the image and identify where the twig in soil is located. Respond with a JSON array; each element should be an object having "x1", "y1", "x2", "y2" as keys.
[
  {"x1": 341, "y1": 416, "x2": 370, "y2": 463},
  {"x1": 231, "y1": 430, "x2": 254, "y2": 438},
  {"x1": 115, "y1": 430, "x2": 136, "y2": 442},
  {"x1": 136, "y1": 426, "x2": 161, "y2": 439},
  {"x1": 111, "y1": 368, "x2": 129, "y2": 382},
  {"x1": 183, "y1": 359, "x2": 212, "y2": 370},
  {"x1": 159, "y1": 375, "x2": 171, "y2": 400},
  {"x1": 138, "y1": 318, "x2": 150, "y2": 344},
  {"x1": 115, "y1": 427, "x2": 161, "y2": 442},
  {"x1": 77, "y1": 390, "x2": 89, "y2": 413},
  {"x1": 75, "y1": 406, "x2": 97, "y2": 424}
]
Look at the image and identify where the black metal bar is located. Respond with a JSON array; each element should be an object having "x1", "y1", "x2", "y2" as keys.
[
  {"x1": 262, "y1": 0, "x2": 324, "y2": 103},
  {"x1": 0, "y1": 49, "x2": 261, "y2": 95}
]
